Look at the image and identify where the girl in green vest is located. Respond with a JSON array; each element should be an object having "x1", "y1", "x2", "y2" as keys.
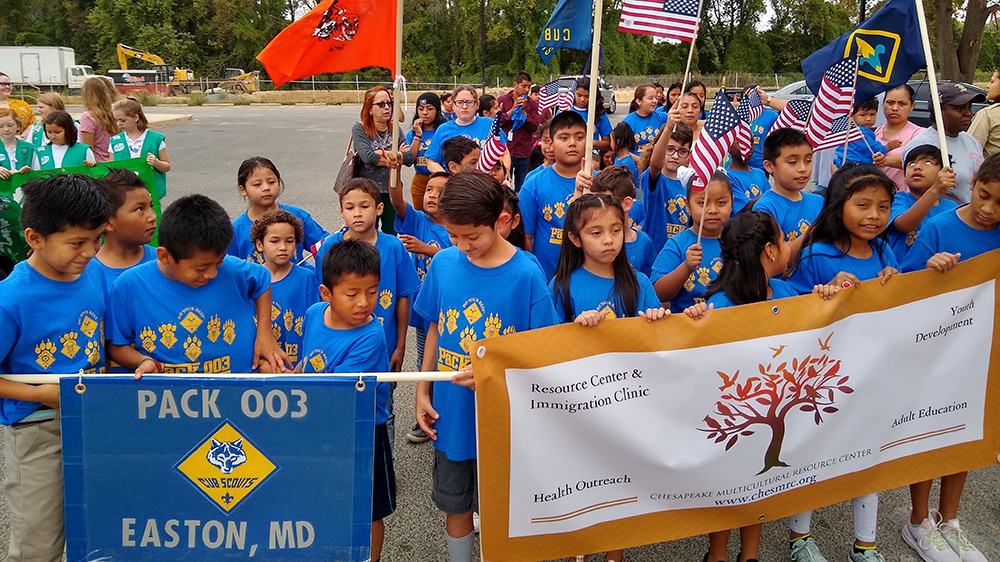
[
  {"x1": 36, "y1": 110, "x2": 96, "y2": 170},
  {"x1": 0, "y1": 108, "x2": 38, "y2": 179},
  {"x1": 110, "y1": 98, "x2": 171, "y2": 198},
  {"x1": 20, "y1": 92, "x2": 65, "y2": 148}
]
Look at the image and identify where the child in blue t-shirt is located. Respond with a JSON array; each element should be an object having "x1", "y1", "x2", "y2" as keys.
[
  {"x1": 94, "y1": 168, "x2": 159, "y2": 293},
  {"x1": 833, "y1": 98, "x2": 891, "y2": 170},
  {"x1": 641, "y1": 111, "x2": 694, "y2": 252},
  {"x1": 313, "y1": 178, "x2": 421, "y2": 373},
  {"x1": 783, "y1": 165, "x2": 898, "y2": 562},
  {"x1": 622, "y1": 84, "x2": 668, "y2": 151},
  {"x1": 250, "y1": 210, "x2": 319, "y2": 366},
  {"x1": 725, "y1": 138, "x2": 771, "y2": 214},
  {"x1": 424, "y1": 85, "x2": 506, "y2": 174},
  {"x1": 888, "y1": 145, "x2": 958, "y2": 262},
  {"x1": 413, "y1": 172, "x2": 558, "y2": 562},
  {"x1": 108, "y1": 194, "x2": 290, "y2": 376},
  {"x1": 227, "y1": 157, "x2": 328, "y2": 264},
  {"x1": 299, "y1": 239, "x2": 395, "y2": 562},
  {"x1": 611, "y1": 122, "x2": 640, "y2": 191},
  {"x1": 406, "y1": 92, "x2": 445, "y2": 212},
  {"x1": 0, "y1": 174, "x2": 110, "y2": 561},
  {"x1": 651, "y1": 171, "x2": 733, "y2": 312},
  {"x1": 756, "y1": 128, "x2": 823, "y2": 258},
  {"x1": 520, "y1": 110, "x2": 588, "y2": 279},
  {"x1": 896, "y1": 154, "x2": 999, "y2": 562},
  {"x1": 441, "y1": 136, "x2": 481, "y2": 174},
  {"x1": 590, "y1": 166, "x2": 657, "y2": 276},
  {"x1": 571, "y1": 82, "x2": 612, "y2": 151}
]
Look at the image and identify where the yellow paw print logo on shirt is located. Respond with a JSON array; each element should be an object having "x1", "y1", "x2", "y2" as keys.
[
  {"x1": 459, "y1": 326, "x2": 478, "y2": 352},
  {"x1": 272, "y1": 323, "x2": 282, "y2": 341},
  {"x1": 223, "y1": 320, "x2": 236, "y2": 345},
  {"x1": 502, "y1": 325, "x2": 516, "y2": 335},
  {"x1": 159, "y1": 324, "x2": 178, "y2": 348},
  {"x1": 446, "y1": 309, "x2": 460, "y2": 334},
  {"x1": 684, "y1": 275, "x2": 696, "y2": 292},
  {"x1": 60, "y1": 332, "x2": 80, "y2": 359},
  {"x1": 553, "y1": 202, "x2": 566, "y2": 219},
  {"x1": 697, "y1": 267, "x2": 711, "y2": 286},
  {"x1": 34, "y1": 340, "x2": 57, "y2": 369},
  {"x1": 207, "y1": 316, "x2": 221, "y2": 343},
  {"x1": 483, "y1": 314, "x2": 502, "y2": 338},
  {"x1": 379, "y1": 290, "x2": 393, "y2": 310},
  {"x1": 85, "y1": 341, "x2": 100, "y2": 366},
  {"x1": 183, "y1": 335, "x2": 202, "y2": 362},
  {"x1": 543, "y1": 205, "x2": 553, "y2": 222},
  {"x1": 438, "y1": 311, "x2": 446, "y2": 334},
  {"x1": 140, "y1": 327, "x2": 157, "y2": 352},
  {"x1": 294, "y1": 316, "x2": 303, "y2": 336},
  {"x1": 284, "y1": 309, "x2": 294, "y2": 331}
]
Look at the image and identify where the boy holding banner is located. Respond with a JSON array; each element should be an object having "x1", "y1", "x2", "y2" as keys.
[
  {"x1": 0, "y1": 174, "x2": 111, "y2": 562},
  {"x1": 414, "y1": 172, "x2": 558, "y2": 562}
]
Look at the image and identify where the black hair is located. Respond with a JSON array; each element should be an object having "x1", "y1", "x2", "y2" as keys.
[
  {"x1": 99, "y1": 168, "x2": 148, "y2": 213},
  {"x1": 685, "y1": 80, "x2": 707, "y2": 95},
  {"x1": 501, "y1": 186, "x2": 527, "y2": 249},
  {"x1": 575, "y1": 78, "x2": 606, "y2": 118},
  {"x1": 477, "y1": 94, "x2": 497, "y2": 117},
  {"x1": 428, "y1": 171, "x2": 451, "y2": 182},
  {"x1": 903, "y1": 144, "x2": 942, "y2": 168},
  {"x1": 789, "y1": 164, "x2": 895, "y2": 273},
  {"x1": 43, "y1": 110, "x2": 77, "y2": 146},
  {"x1": 440, "y1": 92, "x2": 453, "y2": 102},
  {"x1": 321, "y1": 238, "x2": 381, "y2": 288},
  {"x1": 704, "y1": 212, "x2": 783, "y2": 305},
  {"x1": 685, "y1": 170, "x2": 733, "y2": 227},
  {"x1": 339, "y1": 177, "x2": 381, "y2": 205},
  {"x1": 762, "y1": 128, "x2": 811, "y2": 163},
  {"x1": 238, "y1": 156, "x2": 284, "y2": 192},
  {"x1": 611, "y1": 122, "x2": 636, "y2": 154},
  {"x1": 889, "y1": 83, "x2": 916, "y2": 102},
  {"x1": 549, "y1": 110, "x2": 586, "y2": 137},
  {"x1": 853, "y1": 97, "x2": 879, "y2": 113},
  {"x1": 437, "y1": 171, "x2": 504, "y2": 227},
  {"x1": 551, "y1": 194, "x2": 640, "y2": 321},
  {"x1": 527, "y1": 145, "x2": 544, "y2": 171},
  {"x1": 158, "y1": 194, "x2": 234, "y2": 261},
  {"x1": 976, "y1": 151, "x2": 1000, "y2": 184},
  {"x1": 666, "y1": 82, "x2": 682, "y2": 104},
  {"x1": 411, "y1": 93, "x2": 445, "y2": 129},
  {"x1": 515, "y1": 70, "x2": 532, "y2": 83},
  {"x1": 740, "y1": 84, "x2": 760, "y2": 100},
  {"x1": 442, "y1": 136, "x2": 480, "y2": 170},
  {"x1": 653, "y1": 82, "x2": 663, "y2": 89},
  {"x1": 530, "y1": 84, "x2": 541, "y2": 95},
  {"x1": 20, "y1": 174, "x2": 111, "y2": 237}
]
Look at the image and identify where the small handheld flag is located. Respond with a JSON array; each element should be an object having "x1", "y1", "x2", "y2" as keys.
[
  {"x1": 476, "y1": 113, "x2": 508, "y2": 174},
  {"x1": 538, "y1": 80, "x2": 573, "y2": 114},
  {"x1": 689, "y1": 91, "x2": 742, "y2": 187},
  {"x1": 619, "y1": 0, "x2": 701, "y2": 42},
  {"x1": 804, "y1": 58, "x2": 857, "y2": 150},
  {"x1": 735, "y1": 89, "x2": 763, "y2": 159},
  {"x1": 769, "y1": 99, "x2": 813, "y2": 135},
  {"x1": 811, "y1": 115, "x2": 864, "y2": 153}
]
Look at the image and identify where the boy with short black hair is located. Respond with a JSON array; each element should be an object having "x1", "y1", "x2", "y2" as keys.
[
  {"x1": 441, "y1": 137, "x2": 481, "y2": 174},
  {"x1": 299, "y1": 238, "x2": 395, "y2": 562},
  {"x1": 642, "y1": 115, "x2": 694, "y2": 252},
  {"x1": 757, "y1": 128, "x2": 823, "y2": 257},
  {"x1": 897, "y1": 153, "x2": 1000, "y2": 562},
  {"x1": 520, "y1": 110, "x2": 588, "y2": 279},
  {"x1": 833, "y1": 97, "x2": 889, "y2": 169},
  {"x1": 887, "y1": 145, "x2": 957, "y2": 262},
  {"x1": 107, "y1": 194, "x2": 288, "y2": 376},
  {"x1": 0, "y1": 174, "x2": 111, "y2": 562},
  {"x1": 591, "y1": 166, "x2": 657, "y2": 276},
  {"x1": 414, "y1": 171, "x2": 557, "y2": 562},
  {"x1": 94, "y1": 168, "x2": 158, "y2": 290}
]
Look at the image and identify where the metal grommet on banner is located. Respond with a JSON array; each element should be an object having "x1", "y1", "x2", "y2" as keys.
[
  {"x1": 771, "y1": 306, "x2": 779, "y2": 314},
  {"x1": 476, "y1": 345, "x2": 487, "y2": 359},
  {"x1": 355, "y1": 376, "x2": 366, "y2": 392},
  {"x1": 74, "y1": 370, "x2": 86, "y2": 394},
  {"x1": 758, "y1": 514, "x2": 766, "y2": 521}
]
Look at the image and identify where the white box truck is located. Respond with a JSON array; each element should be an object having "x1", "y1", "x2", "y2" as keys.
[{"x1": 0, "y1": 46, "x2": 102, "y2": 91}]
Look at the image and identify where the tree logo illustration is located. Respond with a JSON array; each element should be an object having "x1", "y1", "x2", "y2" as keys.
[{"x1": 698, "y1": 332, "x2": 854, "y2": 475}]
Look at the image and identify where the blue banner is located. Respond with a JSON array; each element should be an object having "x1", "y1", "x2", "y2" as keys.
[
  {"x1": 801, "y1": 0, "x2": 925, "y2": 103},
  {"x1": 536, "y1": 0, "x2": 594, "y2": 65},
  {"x1": 61, "y1": 376, "x2": 376, "y2": 562}
]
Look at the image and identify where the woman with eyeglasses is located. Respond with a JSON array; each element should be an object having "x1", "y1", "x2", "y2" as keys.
[
  {"x1": 423, "y1": 85, "x2": 508, "y2": 175},
  {"x1": 352, "y1": 86, "x2": 415, "y2": 235},
  {"x1": 406, "y1": 92, "x2": 445, "y2": 211},
  {"x1": 0, "y1": 72, "x2": 35, "y2": 136}
]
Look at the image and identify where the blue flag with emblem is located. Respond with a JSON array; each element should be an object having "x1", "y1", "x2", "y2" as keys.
[
  {"x1": 536, "y1": 0, "x2": 594, "y2": 65},
  {"x1": 801, "y1": 0, "x2": 924, "y2": 103}
]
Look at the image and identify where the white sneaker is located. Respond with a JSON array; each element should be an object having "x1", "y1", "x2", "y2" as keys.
[
  {"x1": 790, "y1": 537, "x2": 829, "y2": 562},
  {"x1": 940, "y1": 518, "x2": 988, "y2": 562},
  {"x1": 473, "y1": 511, "x2": 480, "y2": 534},
  {"x1": 902, "y1": 511, "x2": 961, "y2": 562},
  {"x1": 848, "y1": 548, "x2": 886, "y2": 562}
]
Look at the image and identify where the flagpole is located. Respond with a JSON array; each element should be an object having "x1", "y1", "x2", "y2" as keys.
[
  {"x1": 841, "y1": 56, "x2": 861, "y2": 168},
  {"x1": 389, "y1": 0, "x2": 404, "y2": 190},
  {"x1": 676, "y1": 0, "x2": 704, "y2": 116},
  {"x1": 913, "y1": 0, "x2": 950, "y2": 166},
  {"x1": 583, "y1": 0, "x2": 604, "y2": 180}
]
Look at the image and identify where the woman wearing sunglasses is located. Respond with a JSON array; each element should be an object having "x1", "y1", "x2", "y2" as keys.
[
  {"x1": 352, "y1": 85, "x2": 415, "y2": 234},
  {"x1": 423, "y1": 85, "x2": 508, "y2": 176},
  {"x1": 0, "y1": 73, "x2": 34, "y2": 136}
]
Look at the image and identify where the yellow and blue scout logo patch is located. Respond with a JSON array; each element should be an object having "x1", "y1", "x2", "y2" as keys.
[
  {"x1": 176, "y1": 421, "x2": 277, "y2": 513},
  {"x1": 844, "y1": 30, "x2": 901, "y2": 84}
]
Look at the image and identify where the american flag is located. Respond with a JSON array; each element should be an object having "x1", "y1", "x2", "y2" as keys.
[
  {"x1": 804, "y1": 58, "x2": 857, "y2": 149},
  {"x1": 476, "y1": 112, "x2": 507, "y2": 173},
  {"x1": 768, "y1": 99, "x2": 813, "y2": 135},
  {"x1": 689, "y1": 91, "x2": 742, "y2": 187},
  {"x1": 811, "y1": 115, "x2": 864, "y2": 153},
  {"x1": 735, "y1": 89, "x2": 763, "y2": 159},
  {"x1": 619, "y1": 0, "x2": 701, "y2": 42},
  {"x1": 538, "y1": 80, "x2": 572, "y2": 113}
]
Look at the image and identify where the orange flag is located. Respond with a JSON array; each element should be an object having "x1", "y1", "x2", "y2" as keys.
[{"x1": 257, "y1": 0, "x2": 397, "y2": 87}]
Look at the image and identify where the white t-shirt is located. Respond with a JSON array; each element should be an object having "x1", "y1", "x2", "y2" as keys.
[
  {"x1": 903, "y1": 128, "x2": 984, "y2": 203},
  {"x1": 51, "y1": 144, "x2": 95, "y2": 167},
  {"x1": 107, "y1": 130, "x2": 167, "y2": 158}
]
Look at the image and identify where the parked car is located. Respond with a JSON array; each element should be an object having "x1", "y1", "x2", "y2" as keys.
[
  {"x1": 557, "y1": 75, "x2": 617, "y2": 114},
  {"x1": 769, "y1": 80, "x2": 814, "y2": 102},
  {"x1": 906, "y1": 80, "x2": 990, "y2": 127}
]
